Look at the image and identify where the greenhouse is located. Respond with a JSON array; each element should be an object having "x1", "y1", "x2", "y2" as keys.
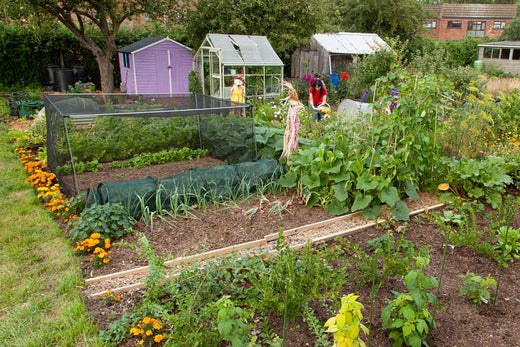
[
  {"x1": 44, "y1": 93, "x2": 257, "y2": 195},
  {"x1": 194, "y1": 34, "x2": 284, "y2": 100}
]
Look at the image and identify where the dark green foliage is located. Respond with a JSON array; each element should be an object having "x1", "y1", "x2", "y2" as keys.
[
  {"x1": 188, "y1": 70, "x2": 202, "y2": 94},
  {"x1": 0, "y1": 23, "x2": 185, "y2": 88},
  {"x1": 65, "y1": 116, "x2": 199, "y2": 163},
  {"x1": 247, "y1": 231, "x2": 347, "y2": 321},
  {"x1": 68, "y1": 203, "x2": 135, "y2": 242},
  {"x1": 184, "y1": 0, "x2": 323, "y2": 60}
]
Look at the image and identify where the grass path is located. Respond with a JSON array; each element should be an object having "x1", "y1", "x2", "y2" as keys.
[{"x1": 0, "y1": 124, "x2": 100, "y2": 346}]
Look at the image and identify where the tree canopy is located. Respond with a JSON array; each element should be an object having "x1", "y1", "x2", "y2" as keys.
[
  {"x1": 328, "y1": 0, "x2": 426, "y2": 40},
  {"x1": 17, "y1": 0, "x2": 180, "y2": 92},
  {"x1": 184, "y1": 0, "x2": 324, "y2": 60}
]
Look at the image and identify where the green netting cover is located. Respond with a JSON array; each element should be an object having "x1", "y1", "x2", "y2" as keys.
[
  {"x1": 156, "y1": 170, "x2": 205, "y2": 209},
  {"x1": 85, "y1": 159, "x2": 282, "y2": 217},
  {"x1": 233, "y1": 158, "x2": 283, "y2": 189},
  {"x1": 96, "y1": 176, "x2": 157, "y2": 217},
  {"x1": 85, "y1": 188, "x2": 101, "y2": 207}
]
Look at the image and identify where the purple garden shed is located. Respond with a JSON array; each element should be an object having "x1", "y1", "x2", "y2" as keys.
[{"x1": 118, "y1": 36, "x2": 193, "y2": 94}]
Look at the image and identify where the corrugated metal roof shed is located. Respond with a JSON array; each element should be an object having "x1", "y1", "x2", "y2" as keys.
[
  {"x1": 424, "y1": 3, "x2": 516, "y2": 19},
  {"x1": 313, "y1": 33, "x2": 390, "y2": 55},
  {"x1": 206, "y1": 34, "x2": 283, "y2": 66},
  {"x1": 478, "y1": 41, "x2": 520, "y2": 48}
]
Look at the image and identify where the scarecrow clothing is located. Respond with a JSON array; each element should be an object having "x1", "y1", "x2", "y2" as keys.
[
  {"x1": 281, "y1": 99, "x2": 302, "y2": 158},
  {"x1": 230, "y1": 85, "x2": 245, "y2": 104}
]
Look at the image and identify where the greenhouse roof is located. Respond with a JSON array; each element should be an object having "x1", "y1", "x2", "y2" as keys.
[
  {"x1": 203, "y1": 34, "x2": 283, "y2": 66},
  {"x1": 313, "y1": 33, "x2": 390, "y2": 55},
  {"x1": 44, "y1": 93, "x2": 249, "y2": 120}
]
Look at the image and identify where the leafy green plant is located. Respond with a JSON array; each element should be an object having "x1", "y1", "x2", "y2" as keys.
[
  {"x1": 493, "y1": 226, "x2": 520, "y2": 263},
  {"x1": 68, "y1": 203, "x2": 135, "y2": 242},
  {"x1": 381, "y1": 258, "x2": 438, "y2": 347},
  {"x1": 324, "y1": 294, "x2": 369, "y2": 347},
  {"x1": 248, "y1": 230, "x2": 346, "y2": 321},
  {"x1": 440, "y1": 155, "x2": 512, "y2": 208},
  {"x1": 214, "y1": 296, "x2": 251, "y2": 347},
  {"x1": 458, "y1": 272, "x2": 497, "y2": 305}
]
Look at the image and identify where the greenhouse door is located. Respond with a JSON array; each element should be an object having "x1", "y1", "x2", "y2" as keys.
[{"x1": 209, "y1": 49, "x2": 222, "y2": 98}]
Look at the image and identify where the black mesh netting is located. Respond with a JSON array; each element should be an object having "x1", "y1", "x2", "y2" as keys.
[
  {"x1": 44, "y1": 93, "x2": 256, "y2": 196},
  {"x1": 85, "y1": 158, "x2": 283, "y2": 217}
]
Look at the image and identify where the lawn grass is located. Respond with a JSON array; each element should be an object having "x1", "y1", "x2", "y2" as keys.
[{"x1": 0, "y1": 122, "x2": 101, "y2": 346}]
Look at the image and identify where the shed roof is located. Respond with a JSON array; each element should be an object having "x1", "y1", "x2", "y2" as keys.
[
  {"x1": 119, "y1": 37, "x2": 191, "y2": 54},
  {"x1": 312, "y1": 33, "x2": 390, "y2": 55},
  {"x1": 203, "y1": 34, "x2": 283, "y2": 66},
  {"x1": 424, "y1": 4, "x2": 517, "y2": 19},
  {"x1": 478, "y1": 41, "x2": 520, "y2": 49}
]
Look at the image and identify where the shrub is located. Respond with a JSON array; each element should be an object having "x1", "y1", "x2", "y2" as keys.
[
  {"x1": 68, "y1": 203, "x2": 135, "y2": 242},
  {"x1": 458, "y1": 272, "x2": 497, "y2": 305}
]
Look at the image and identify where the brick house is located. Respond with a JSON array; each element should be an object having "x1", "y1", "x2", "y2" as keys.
[{"x1": 423, "y1": 4, "x2": 517, "y2": 41}]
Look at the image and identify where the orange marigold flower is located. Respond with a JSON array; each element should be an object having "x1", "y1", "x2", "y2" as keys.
[{"x1": 154, "y1": 334, "x2": 164, "y2": 343}]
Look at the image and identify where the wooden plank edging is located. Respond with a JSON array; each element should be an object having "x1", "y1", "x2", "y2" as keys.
[{"x1": 87, "y1": 202, "x2": 445, "y2": 298}]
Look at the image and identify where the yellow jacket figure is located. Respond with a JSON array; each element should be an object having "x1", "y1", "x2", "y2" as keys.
[{"x1": 230, "y1": 76, "x2": 245, "y2": 104}]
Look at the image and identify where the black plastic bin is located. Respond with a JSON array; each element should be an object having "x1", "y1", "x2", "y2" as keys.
[{"x1": 55, "y1": 68, "x2": 75, "y2": 92}]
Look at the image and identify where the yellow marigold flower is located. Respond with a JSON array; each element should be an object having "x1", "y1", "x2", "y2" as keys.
[
  {"x1": 153, "y1": 322, "x2": 163, "y2": 330},
  {"x1": 143, "y1": 317, "x2": 151, "y2": 324},
  {"x1": 154, "y1": 334, "x2": 164, "y2": 343},
  {"x1": 138, "y1": 340, "x2": 144, "y2": 345},
  {"x1": 91, "y1": 232, "x2": 101, "y2": 239},
  {"x1": 146, "y1": 330, "x2": 153, "y2": 336},
  {"x1": 438, "y1": 183, "x2": 450, "y2": 191},
  {"x1": 129, "y1": 327, "x2": 139, "y2": 335},
  {"x1": 103, "y1": 258, "x2": 110, "y2": 264},
  {"x1": 98, "y1": 252, "x2": 106, "y2": 258}
]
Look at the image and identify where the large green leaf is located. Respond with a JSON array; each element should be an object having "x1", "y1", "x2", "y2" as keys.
[
  {"x1": 301, "y1": 173, "x2": 321, "y2": 189},
  {"x1": 351, "y1": 192, "x2": 372, "y2": 212},
  {"x1": 332, "y1": 183, "x2": 348, "y2": 202},
  {"x1": 390, "y1": 201, "x2": 410, "y2": 221},
  {"x1": 325, "y1": 199, "x2": 349, "y2": 216},
  {"x1": 278, "y1": 172, "x2": 297, "y2": 188},
  {"x1": 380, "y1": 186, "x2": 399, "y2": 206},
  {"x1": 356, "y1": 172, "x2": 378, "y2": 191},
  {"x1": 363, "y1": 205, "x2": 381, "y2": 220},
  {"x1": 405, "y1": 181, "x2": 420, "y2": 201}
]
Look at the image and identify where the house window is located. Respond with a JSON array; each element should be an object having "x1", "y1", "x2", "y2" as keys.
[
  {"x1": 467, "y1": 21, "x2": 486, "y2": 38},
  {"x1": 122, "y1": 53, "x2": 130, "y2": 68},
  {"x1": 501, "y1": 48, "x2": 510, "y2": 59},
  {"x1": 423, "y1": 20, "x2": 437, "y2": 28},
  {"x1": 448, "y1": 21, "x2": 462, "y2": 28},
  {"x1": 513, "y1": 49, "x2": 520, "y2": 60},
  {"x1": 493, "y1": 21, "x2": 506, "y2": 29}
]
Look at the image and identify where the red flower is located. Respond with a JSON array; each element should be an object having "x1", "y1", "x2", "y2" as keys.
[{"x1": 340, "y1": 72, "x2": 350, "y2": 79}]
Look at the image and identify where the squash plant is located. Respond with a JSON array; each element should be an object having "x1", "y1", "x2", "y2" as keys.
[{"x1": 280, "y1": 66, "x2": 449, "y2": 220}]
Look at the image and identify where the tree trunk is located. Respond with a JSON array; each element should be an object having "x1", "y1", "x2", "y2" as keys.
[{"x1": 95, "y1": 54, "x2": 115, "y2": 93}]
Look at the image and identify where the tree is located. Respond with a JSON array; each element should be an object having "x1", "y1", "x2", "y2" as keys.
[
  {"x1": 331, "y1": 0, "x2": 426, "y2": 40},
  {"x1": 184, "y1": 0, "x2": 324, "y2": 60},
  {"x1": 20, "y1": 0, "x2": 179, "y2": 92},
  {"x1": 504, "y1": 18, "x2": 520, "y2": 40}
]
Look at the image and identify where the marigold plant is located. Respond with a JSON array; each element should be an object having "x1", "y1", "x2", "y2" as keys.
[{"x1": 129, "y1": 317, "x2": 166, "y2": 345}]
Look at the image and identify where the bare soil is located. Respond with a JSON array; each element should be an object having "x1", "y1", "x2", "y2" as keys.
[{"x1": 74, "y1": 161, "x2": 520, "y2": 346}]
